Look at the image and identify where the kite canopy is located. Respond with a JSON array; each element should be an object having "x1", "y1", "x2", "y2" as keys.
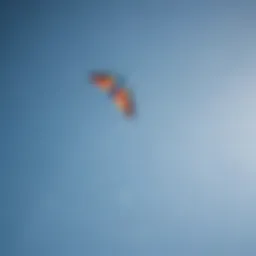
[
  {"x1": 90, "y1": 72, "x2": 116, "y2": 92},
  {"x1": 90, "y1": 71, "x2": 135, "y2": 118},
  {"x1": 112, "y1": 88, "x2": 135, "y2": 117}
]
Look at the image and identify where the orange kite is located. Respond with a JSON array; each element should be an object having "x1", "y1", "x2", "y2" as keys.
[{"x1": 90, "y1": 71, "x2": 135, "y2": 118}]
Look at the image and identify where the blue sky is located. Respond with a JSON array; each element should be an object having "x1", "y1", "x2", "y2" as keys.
[{"x1": 2, "y1": 1, "x2": 256, "y2": 255}]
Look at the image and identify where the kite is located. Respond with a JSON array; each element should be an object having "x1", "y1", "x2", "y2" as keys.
[{"x1": 89, "y1": 71, "x2": 135, "y2": 118}]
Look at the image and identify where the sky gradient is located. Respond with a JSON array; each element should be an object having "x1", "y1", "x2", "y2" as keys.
[{"x1": 2, "y1": 1, "x2": 256, "y2": 255}]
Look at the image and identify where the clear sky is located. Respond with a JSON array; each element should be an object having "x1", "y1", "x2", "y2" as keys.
[{"x1": 2, "y1": 1, "x2": 256, "y2": 255}]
